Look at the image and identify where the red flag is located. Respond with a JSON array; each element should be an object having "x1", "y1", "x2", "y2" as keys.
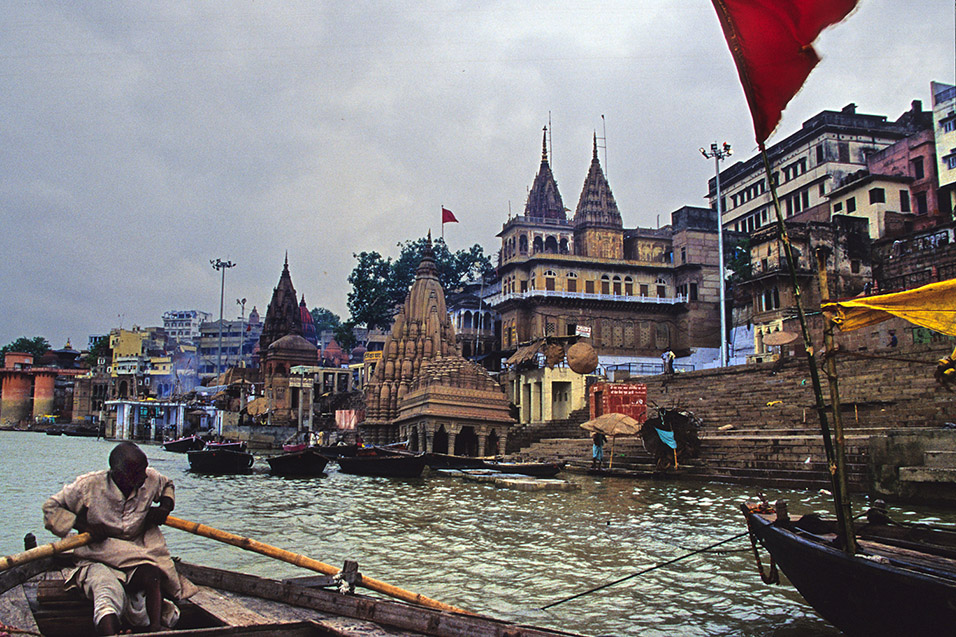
[
  {"x1": 442, "y1": 207, "x2": 458, "y2": 224},
  {"x1": 711, "y1": 0, "x2": 858, "y2": 145}
]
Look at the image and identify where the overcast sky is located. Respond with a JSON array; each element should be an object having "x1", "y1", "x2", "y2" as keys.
[{"x1": 2, "y1": 1, "x2": 953, "y2": 350}]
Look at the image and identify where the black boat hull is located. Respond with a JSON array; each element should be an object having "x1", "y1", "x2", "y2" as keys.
[
  {"x1": 163, "y1": 435, "x2": 204, "y2": 453},
  {"x1": 187, "y1": 449, "x2": 254, "y2": 474},
  {"x1": 743, "y1": 506, "x2": 956, "y2": 637},
  {"x1": 336, "y1": 454, "x2": 426, "y2": 478},
  {"x1": 481, "y1": 461, "x2": 563, "y2": 478},
  {"x1": 267, "y1": 448, "x2": 330, "y2": 476}
]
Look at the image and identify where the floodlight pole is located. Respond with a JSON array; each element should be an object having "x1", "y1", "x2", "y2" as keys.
[
  {"x1": 700, "y1": 142, "x2": 733, "y2": 367},
  {"x1": 211, "y1": 258, "x2": 236, "y2": 377}
]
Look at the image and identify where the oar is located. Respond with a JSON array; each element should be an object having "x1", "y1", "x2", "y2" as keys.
[
  {"x1": 0, "y1": 532, "x2": 93, "y2": 572},
  {"x1": 164, "y1": 516, "x2": 472, "y2": 615}
]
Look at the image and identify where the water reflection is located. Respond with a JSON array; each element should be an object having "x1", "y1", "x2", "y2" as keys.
[{"x1": 4, "y1": 432, "x2": 953, "y2": 635}]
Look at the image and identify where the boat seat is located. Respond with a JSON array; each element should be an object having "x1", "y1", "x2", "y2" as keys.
[{"x1": 34, "y1": 577, "x2": 95, "y2": 637}]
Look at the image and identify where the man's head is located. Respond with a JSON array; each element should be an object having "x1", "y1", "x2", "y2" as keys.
[{"x1": 109, "y1": 442, "x2": 148, "y2": 495}]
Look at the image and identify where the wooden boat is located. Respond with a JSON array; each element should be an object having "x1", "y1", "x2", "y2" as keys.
[
  {"x1": 0, "y1": 555, "x2": 583, "y2": 637},
  {"x1": 266, "y1": 448, "x2": 330, "y2": 477},
  {"x1": 205, "y1": 440, "x2": 247, "y2": 452},
  {"x1": 163, "y1": 435, "x2": 205, "y2": 453},
  {"x1": 335, "y1": 453, "x2": 426, "y2": 478},
  {"x1": 480, "y1": 461, "x2": 563, "y2": 478},
  {"x1": 422, "y1": 451, "x2": 487, "y2": 470},
  {"x1": 742, "y1": 501, "x2": 956, "y2": 637},
  {"x1": 187, "y1": 448, "x2": 254, "y2": 474}
]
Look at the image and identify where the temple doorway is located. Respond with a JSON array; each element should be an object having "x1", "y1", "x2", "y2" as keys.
[
  {"x1": 454, "y1": 426, "x2": 479, "y2": 457},
  {"x1": 432, "y1": 425, "x2": 449, "y2": 454},
  {"x1": 484, "y1": 430, "x2": 500, "y2": 457}
]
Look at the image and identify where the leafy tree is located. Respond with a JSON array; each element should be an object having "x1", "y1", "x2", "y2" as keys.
[
  {"x1": 347, "y1": 251, "x2": 396, "y2": 331},
  {"x1": 726, "y1": 237, "x2": 751, "y2": 284},
  {"x1": 1, "y1": 336, "x2": 51, "y2": 365},
  {"x1": 309, "y1": 307, "x2": 342, "y2": 335},
  {"x1": 346, "y1": 236, "x2": 494, "y2": 330},
  {"x1": 334, "y1": 320, "x2": 358, "y2": 352},
  {"x1": 84, "y1": 337, "x2": 111, "y2": 368}
]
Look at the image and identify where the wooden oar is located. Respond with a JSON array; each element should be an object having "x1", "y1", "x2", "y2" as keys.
[
  {"x1": 0, "y1": 532, "x2": 93, "y2": 572},
  {"x1": 164, "y1": 515, "x2": 472, "y2": 615}
]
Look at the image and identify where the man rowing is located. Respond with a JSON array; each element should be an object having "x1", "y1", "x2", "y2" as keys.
[{"x1": 43, "y1": 441, "x2": 195, "y2": 634}]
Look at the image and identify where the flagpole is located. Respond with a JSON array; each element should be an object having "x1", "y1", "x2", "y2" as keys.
[{"x1": 441, "y1": 205, "x2": 444, "y2": 242}]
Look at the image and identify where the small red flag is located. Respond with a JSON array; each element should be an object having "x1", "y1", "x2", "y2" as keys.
[
  {"x1": 711, "y1": 0, "x2": 858, "y2": 145},
  {"x1": 442, "y1": 207, "x2": 458, "y2": 224}
]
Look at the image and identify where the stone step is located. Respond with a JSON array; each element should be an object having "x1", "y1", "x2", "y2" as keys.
[
  {"x1": 924, "y1": 450, "x2": 956, "y2": 468},
  {"x1": 899, "y1": 466, "x2": 956, "y2": 483}
]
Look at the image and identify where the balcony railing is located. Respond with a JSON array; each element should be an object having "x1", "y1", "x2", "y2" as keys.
[{"x1": 486, "y1": 290, "x2": 685, "y2": 306}]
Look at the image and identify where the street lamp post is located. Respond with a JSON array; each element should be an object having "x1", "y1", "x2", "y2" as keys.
[
  {"x1": 700, "y1": 142, "x2": 733, "y2": 367},
  {"x1": 210, "y1": 258, "x2": 236, "y2": 377},
  {"x1": 236, "y1": 298, "x2": 247, "y2": 369}
]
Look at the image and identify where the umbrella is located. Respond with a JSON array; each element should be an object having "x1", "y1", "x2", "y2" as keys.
[{"x1": 580, "y1": 413, "x2": 642, "y2": 469}]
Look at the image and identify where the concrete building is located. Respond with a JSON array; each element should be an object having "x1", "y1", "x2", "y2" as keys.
[
  {"x1": 0, "y1": 352, "x2": 83, "y2": 425},
  {"x1": 197, "y1": 317, "x2": 262, "y2": 377},
  {"x1": 932, "y1": 81, "x2": 956, "y2": 221},
  {"x1": 710, "y1": 101, "x2": 932, "y2": 235},
  {"x1": 162, "y1": 310, "x2": 211, "y2": 345}
]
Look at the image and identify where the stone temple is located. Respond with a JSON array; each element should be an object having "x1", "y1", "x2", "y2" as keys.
[{"x1": 360, "y1": 236, "x2": 514, "y2": 455}]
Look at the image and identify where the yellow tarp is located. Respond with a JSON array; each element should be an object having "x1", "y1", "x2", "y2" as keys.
[{"x1": 822, "y1": 278, "x2": 956, "y2": 336}]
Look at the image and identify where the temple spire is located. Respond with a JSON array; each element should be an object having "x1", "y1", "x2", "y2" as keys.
[{"x1": 541, "y1": 126, "x2": 548, "y2": 163}]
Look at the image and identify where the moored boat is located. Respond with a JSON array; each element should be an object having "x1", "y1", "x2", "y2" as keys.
[
  {"x1": 163, "y1": 435, "x2": 205, "y2": 453},
  {"x1": 742, "y1": 501, "x2": 956, "y2": 637},
  {"x1": 422, "y1": 451, "x2": 487, "y2": 469},
  {"x1": 187, "y1": 448, "x2": 254, "y2": 474},
  {"x1": 266, "y1": 447, "x2": 330, "y2": 477},
  {"x1": 204, "y1": 440, "x2": 247, "y2": 452},
  {"x1": 335, "y1": 453, "x2": 426, "y2": 478}
]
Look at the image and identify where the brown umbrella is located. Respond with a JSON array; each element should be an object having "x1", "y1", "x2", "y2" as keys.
[{"x1": 580, "y1": 413, "x2": 642, "y2": 469}]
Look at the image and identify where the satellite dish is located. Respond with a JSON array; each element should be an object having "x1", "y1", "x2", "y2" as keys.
[{"x1": 763, "y1": 331, "x2": 799, "y2": 346}]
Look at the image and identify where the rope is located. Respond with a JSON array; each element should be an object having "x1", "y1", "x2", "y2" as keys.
[{"x1": 540, "y1": 530, "x2": 749, "y2": 610}]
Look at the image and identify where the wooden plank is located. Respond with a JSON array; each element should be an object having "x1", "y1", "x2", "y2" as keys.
[
  {"x1": 190, "y1": 586, "x2": 274, "y2": 626},
  {"x1": 0, "y1": 583, "x2": 41, "y2": 635},
  {"x1": 177, "y1": 562, "x2": 583, "y2": 637}
]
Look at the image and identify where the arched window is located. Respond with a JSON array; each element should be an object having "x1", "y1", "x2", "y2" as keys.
[
  {"x1": 544, "y1": 236, "x2": 558, "y2": 253},
  {"x1": 519, "y1": 235, "x2": 528, "y2": 254},
  {"x1": 613, "y1": 275, "x2": 622, "y2": 295},
  {"x1": 543, "y1": 269, "x2": 556, "y2": 291},
  {"x1": 560, "y1": 237, "x2": 569, "y2": 254},
  {"x1": 533, "y1": 236, "x2": 543, "y2": 253},
  {"x1": 601, "y1": 274, "x2": 611, "y2": 295},
  {"x1": 566, "y1": 271, "x2": 578, "y2": 293},
  {"x1": 624, "y1": 276, "x2": 633, "y2": 295},
  {"x1": 656, "y1": 277, "x2": 666, "y2": 298}
]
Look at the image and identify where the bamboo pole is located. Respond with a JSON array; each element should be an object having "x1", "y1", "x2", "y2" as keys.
[
  {"x1": 814, "y1": 249, "x2": 856, "y2": 553},
  {"x1": 0, "y1": 532, "x2": 92, "y2": 572},
  {"x1": 164, "y1": 516, "x2": 473, "y2": 615},
  {"x1": 759, "y1": 147, "x2": 854, "y2": 553}
]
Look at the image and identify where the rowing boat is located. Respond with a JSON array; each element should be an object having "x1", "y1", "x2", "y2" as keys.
[{"x1": 0, "y1": 555, "x2": 585, "y2": 636}]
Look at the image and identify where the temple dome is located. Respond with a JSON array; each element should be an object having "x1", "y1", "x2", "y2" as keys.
[{"x1": 269, "y1": 333, "x2": 317, "y2": 353}]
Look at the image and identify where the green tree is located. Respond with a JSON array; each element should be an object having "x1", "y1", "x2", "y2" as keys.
[
  {"x1": 347, "y1": 251, "x2": 396, "y2": 331},
  {"x1": 84, "y1": 337, "x2": 111, "y2": 368},
  {"x1": 334, "y1": 320, "x2": 358, "y2": 352},
  {"x1": 1, "y1": 336, "x2": 51, "y2": 365},
  {"x1": 309, "y1": 307, "x2": 342, "y2": 335},
  {"x1": 346, "y1": 237, "x2": 494, "y2": 330}
]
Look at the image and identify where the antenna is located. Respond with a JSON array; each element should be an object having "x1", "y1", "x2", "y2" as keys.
[{"x1": 598, "y1": 114, "x2": 608, "y2": 178}]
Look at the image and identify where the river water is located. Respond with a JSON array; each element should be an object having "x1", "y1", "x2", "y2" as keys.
[{"x1": 4, "y1": 431, "x2": 956, "y2": 636}]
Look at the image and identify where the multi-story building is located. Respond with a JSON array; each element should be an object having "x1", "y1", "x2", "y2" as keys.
[
  {"x1": 490, "y1": 131, "x2": 723, "y2": 369},
  {"x1": 710, "y1": 101, "x2": 932, "y2": 235},
  {"x1": 197, "y1": 317, "x2": 263, "y2": 378},
  {"x1": 932, "y1": 81, "x2": 956, "y2": 221},
  {"x1": 734, "y1": 215, "x2": 872, "y2": 361},
  {"x1": 162, "y1": 310, "x2": 211, "y2": 345}
]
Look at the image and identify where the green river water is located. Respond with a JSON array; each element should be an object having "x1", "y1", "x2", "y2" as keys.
[{"x1": 4, "y1": 431, "x2": 955, "y2": 636}]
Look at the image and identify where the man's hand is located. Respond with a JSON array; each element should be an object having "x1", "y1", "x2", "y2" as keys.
[
  {"x1": 73, "y1": 509, "x2": 108, "y2": 541},
  {"x1": 145, "y1": 496, "x2": 174, "y2": 526}
]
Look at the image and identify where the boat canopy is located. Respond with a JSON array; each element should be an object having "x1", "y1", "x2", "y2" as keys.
[{"x1": 822, "y1": 278, "x2": 956, "y2": 336}]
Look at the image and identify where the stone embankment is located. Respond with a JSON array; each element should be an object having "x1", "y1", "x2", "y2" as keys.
[{"x1": 514, "y1": 342, "x2": 956, "y2": 501}]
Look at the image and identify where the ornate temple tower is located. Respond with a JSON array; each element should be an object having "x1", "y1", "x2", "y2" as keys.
[
  {"x1": 573, "y1": 134, "x2": 624, "y2": 259},
  {"x1": 361, "y1": 236, "x2": 513, "y2": 451},
  {"x1": 259, "y1": 254, "x2": 303, "y2": 353},
  {"x1": 299, "y1": 296, "x2": 318, "y2": 346}
]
